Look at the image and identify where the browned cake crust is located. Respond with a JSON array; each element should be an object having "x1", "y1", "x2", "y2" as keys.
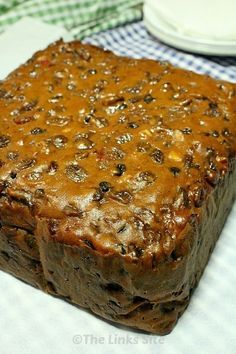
[{"x1": 0, "y1": 40, "x2": 236, "y2": 334}]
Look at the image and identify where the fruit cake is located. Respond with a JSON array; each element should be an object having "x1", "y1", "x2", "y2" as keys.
[{"x1": 0, "y1": 40, "x2": 235, "y2": 334}]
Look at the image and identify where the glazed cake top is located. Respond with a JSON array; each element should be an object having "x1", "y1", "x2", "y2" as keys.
[{"x1": 0, "y1": 40, "x2": 235, "y2": 260}]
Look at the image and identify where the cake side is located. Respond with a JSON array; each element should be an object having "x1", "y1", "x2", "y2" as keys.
[
  {"x1": 0, "y1": 158, "x2": 235, "y2": 334},
  {"x1": 0, "y1": 40, "x2": 236, "y2": 334}
]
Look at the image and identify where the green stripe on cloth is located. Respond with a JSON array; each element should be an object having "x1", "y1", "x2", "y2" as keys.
[{"x1": 0, "y1": 0, "x2": 143, "y2": 38}]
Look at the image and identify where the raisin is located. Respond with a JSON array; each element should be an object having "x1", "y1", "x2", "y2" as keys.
[
  {"x1": 114, "y1": 164, "x2": 126, "y2": 176},
  {"x1": 84, "y1": 114, "x2": 92, "y2": 124},
  {"x1": 0, "y1": 180, "x2": 8, "y2": 193},
  {"x1": 63, "y1": 204, "x2": 83, "y2": 217},
  {"x1": 209, "y1": 161, "x2": 217, "y2": 171},
  {"x1": 211, "y1": 130, "x2": 219, "y2": 137},
  {"x1": 174, "y1": 187, "x2": 190, "y2": 208},
  {"x1": 169, "y1": 167, "x2": 181, "y2": 176},
  {"x1": 67, "y1": 82, "x2": 76, "y2": 91},
  {"x1": 137, "y1": 141, "x2": 152, "y2": 153},
  {"x1": 47, "y1": 161, "x2": 58, "y2": 175},
  {"x1": 76, "y1": 48, "x2": 91, "y2": 61},
  {"x1": 7, "y1": 151, "x2": 19, "y2": 161},
  {"x1": 83, "y1": 239, "x2": 95, "y2": 249},
  {"x1": 117, "y1": 223, "x2": 127, "y2": 233},
  {"x1": 75, "y1": 151, "x2": 89, "y2": 160},
  {"x1": 111, "y1": 190, "x2": 133, "y2": 204},
  {"x1": 93, "y1": 117, "x2": 108, "y2": 128},
  {"x1": 102, "y1": 94, "x2": 124, "y2": 106},
  {"x1": 128, "y1": 243, "x2": 144, "y2": 257},
  {"x1": 106, "y1": 147, "x2": 125, "y2": 160},
  {"x1": 209, "y1": 102, "x2": 218, "y2": 109},
  {"x1": 48, "y1": 94, "x2": 63, "y2": 103},
  {"x1": 0, "y1": 135, "x2": 10, "y2": 148},
  {"x1": 135, "y1": 208, "x2": 154, "y2": 224},
  {"x1": 48, "y1": 219, "x2": 60, "y2": 235},
  {"x1": 136, "y1": 171, "x2": 156, "y2": 185},
  {"x1": 88, "y1": 69, "x2": 97, "y2": 75},
  {"x1": 206, "y1": 147, "x2": 216, "y2": 158},
  {"x1": 161, "y1": 82, "x2": 174, "y2": 92},
  {"x1": 184, "y1": 154, "x2": 193, "y2": 168},
  {"x1": 14, "y1": 116, "x2": 34, "y2": 124},
  {"x1": 205, "y1": 169, "x2": 220, "y2": 186},
  {"x1": 192, "y1": 187, "x2": 206, "y2": 207},
  {"x1": 34, "y1": 189, "x2": 45, "y2": 198},
  {"x1": 181, "y1": 127, "x2": 192, "y2": 134},
  {"x1": 20, "y1": 99, "x2": 38, "y2": 112},
  {"x1": 10, "y1": 171, "x2": 17, "y2": 179},
  {"x1": 51, "y1": 135, "x2": 68, "y2": 149},
  {"x1": 128, "y1": 122, "x2": 139, "y2": 129},
  {"x1": 99, "y1": 181, "x2": 111, "y2": 192},
  {"x1": 144, "y1": 94, "x2": 154, "y2": 103},
  {"x1": 17, "y1": 158, "x2": 36, "y2": 170},
  {"x1": 46, "y1": 116, "x2": 71, "y2": 126},
  {"x1": 150, "y1": 148, "x2": 164, "y2": 164},
  {"x1": 65, "y1": 164, "x2": 88, "y2": 183},
  {"x1": 205, "y1": 102, "x2": 221, "y2": 117},
  {"x1": 75, "y1": 137, "x2": 94, "y2": 150},
  {"x1": 184, "y1": 155, "x2": 200, "y2": 169},
  {"x1": 128, "y1": 96, "x2": 142, "y2": 103},
  {"x1": 116, "y1": 133, "x2": 133, "y2": 144},
  {"x1": 10, "y1": 189, "x2": 33, "y2": 207},
  {"x1": 92, "y1": 190, "x2": 104, "y2": 201},
  {"x1": 221, "y1": 128, "x2": 230, "y2": 137},
  {"x1": 31, "y1": 127, "x2": 46, "y2": 135},
  {"x1": 27, "y1": 171, "x2": 42, "y2": 181},
  {"x1": 118, "y1": 103, "x2": 128, "y2": 110}
]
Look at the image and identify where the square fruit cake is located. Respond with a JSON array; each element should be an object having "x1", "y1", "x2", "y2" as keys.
[{"x1": 0, "y1": 40, "x2": 235, "y2": 334}]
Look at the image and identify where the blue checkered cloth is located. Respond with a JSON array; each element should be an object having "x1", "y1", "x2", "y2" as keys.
[{"x1": 84, "y1": 21, "x2": 236, "y2": 83}]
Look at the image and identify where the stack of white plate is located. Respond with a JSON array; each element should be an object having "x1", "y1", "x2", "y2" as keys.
[{"x1": 143, "y1": 0, "x2": 236, "y2": 55}]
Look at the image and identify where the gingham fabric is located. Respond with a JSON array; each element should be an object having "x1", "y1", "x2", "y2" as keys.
[{"x1": 0, "y1": 0, "x2": 142, "y2": 38}]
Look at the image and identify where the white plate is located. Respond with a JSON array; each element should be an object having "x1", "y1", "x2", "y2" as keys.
[
  {"x1": 0, "y1": 18, "x2": 236, "y2": 354},
  {"x1": 143, "y1": 2, "x2": 236, "y2": 55}
]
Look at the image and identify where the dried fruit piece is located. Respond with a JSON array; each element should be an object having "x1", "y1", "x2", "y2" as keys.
[
  {"x1": 65, "y1": 164, "x2": 88, "y2": 183},
  {"x1": 205, "y1": 169, "x2": 220, "y2": 186},
  {"x1": 0, "y1": 135, "x2": 11, "y2": 148},
  {"x1": 116, "y1": 133, "x2": 133, "y2": 144},
  {"x1": 106, "y1": 147, "x2": 125, "y2": 160},
  {"x1": 75, "y1": 137, "x2": 95, "y2": 150},
  {"x1": 14, "y1": 116, "x2": 34, "y2": 124},
  {"x1": 169, "y1": 167, "x2": 181, "y2": 176},
  {"x1": 128, "y1": 122, "x2": 139, "y2": 129},
  {"x1": 181, "y1": 128, "x2": 192, "y2": 135},
  {"x1": 144, "y1": 94, "x2": 155, "y2": 103},
  {"x1": 137, "y1": 141, "x2": 152, "y2": 153},
  {"x1": 51, "y1": 135, "x2": 68, "y2": 149},
  {"x1": 150, "y1": 148, "x2": 164, "y2": 164},
  {"x1": 47, "y1": 161, "x2": 58, "y2": 175},
  {"x1": 7, "y1": 151, "x2": 19, "y2": 160},
  {"x1": 17, "y1": 159, "x2": 36, "y2": 170},
  {"x1": 31, "y1": 127, "x2": 46, "y2": 135},
  {"x1": 102, "y1": 94, "x2": 124, "y2": 106},
  {"x1": 111, "y1": 190, "x2": 133, "y2": 204},
  {"x1": 99, "y1": 181, "x2": 111, "y2": 192},
  {"x1": 114, "y1": 164, "x2": 126, "y2": 176}
]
